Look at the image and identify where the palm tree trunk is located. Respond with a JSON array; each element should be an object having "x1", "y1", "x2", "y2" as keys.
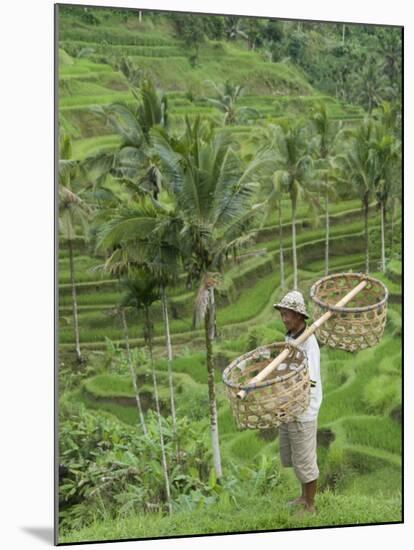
[
  {"x1": 380, "y1": 201, "x2": 386, "y2": 273},
  {"x1": 161, "y1": 286, "x2": 177, "y2": 443},
  {"x1": 325, "y1": 192, "x2": 330, "y2": 276},
  {"x1": 291, "y1": 199, "x2": 298, "y2": 290},
  {"x1": 342, "y1": 24, "x2": 346, "y2": 44},
  {"x1": 121, "y1": 308, "x2": 147, "y2": 436},
  {"x1": 68, "y1": 239, "x2": 82, "y2": 364},
  {"x1": 145, "y1": 306, "x2": 172, "y2": 515},
  {"x1": 364, "y1": 196, "x2": 370, "y2": 274},
  {"x1": 204, "y1": 287, "x2": 222, "y2": 482},
  {"x1": 278, "y1": 199, "x2": 285, "y2": 289}
]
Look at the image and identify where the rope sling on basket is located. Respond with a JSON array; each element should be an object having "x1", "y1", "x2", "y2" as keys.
[{"x1": 222, "y1": 272, "x2": 389, "y2": 430}]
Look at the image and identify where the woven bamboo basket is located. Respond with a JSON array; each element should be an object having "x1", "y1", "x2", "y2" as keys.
[
  {"x1": 310, "y1": 272, "x2": 388, "y2": 352},
  {"x1": 222, "y1": 341, "x2": 310, "y2": 430}
]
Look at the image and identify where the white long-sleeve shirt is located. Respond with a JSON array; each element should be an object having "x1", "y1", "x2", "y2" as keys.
[{"x1": 285, "y1": 327, "x2": 322, "y2": 422}]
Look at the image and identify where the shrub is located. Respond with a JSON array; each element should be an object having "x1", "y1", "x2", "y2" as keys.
[{"x1": 59, "y1": 403, "x2": 211, "y2": 533}]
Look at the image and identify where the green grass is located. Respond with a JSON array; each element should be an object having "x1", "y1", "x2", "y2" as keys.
[
  {"x1": 217, "y1": 271, "x2": 279, "y2": 326},
  {"x1": 227, "y1": 431, "x2": 264, "y2": 461},
  {"x1": 341, "y1": 466, "x2": 401, "y2": 497},
  {"x1": 59, "y1": 78, "x2": 126, "y2": 97},
  {"x1": 59, "y1": 39, "x2": 315, "y2": 98},
  {"x1": 59, "y1": 267, "x2": 279, "y2": 343},
  {"x1": 386, "y1": 259, "x2": 402, "y2": 280},
  {"x1": 58, "y1": 489, "x2": 401, "y2": 543},
  {"x1": 74, "y1": 389, "x2": 143, "y2": 426},
  {"x1": 60, "y1": 40, "x2": 185, "y2": 58},
  {"x1": 59, "y1": 27, "x2": 176, "y2": 47},
  {"x1": 60, "y1": 90, "x2": 134, "y2": 109},
  {"x1": 217, "y1": 406, "x2": 238, "y2": 435},
  {"x1": 363, "y1": 375, "x2": 401, "y2": 415},
  {"x1": 319, "y1": 349, "x2": 381, "y2": 423},
  {"x1": 256, "y1": 198, "x2": 374, "y2": 230},
  {"x1": 341, "y1": 416, "x2": 401, "y2": 455},
  {"x1": 58, "y1": 255, "x2": 108, "y2": 284},
  {"x1": 154, "y1": 353, "x2": 209, "y2": 385},
  {"x1": 370, "y1": 271, "x2": 401, "y2": 294},
  {"x1": 59, "y1": 48, "x2": 74, "y2": 66},
  {"x1": 83, "y1": 373, "x2": 137, "y2": 398},
  {"x1": 73, "y1": 361, "x2": 215, "y2": 426},
  {"x1": 59, "y1": 58, "x2": 115, "y2": 77}
]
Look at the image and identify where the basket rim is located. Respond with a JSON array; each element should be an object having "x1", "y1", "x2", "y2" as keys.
[
  {"x1": 222, "y1": 341, "x2": 308, "y2": 391},
  {"x1": 309, "y1": 272, "x2": 389, "y2": 313}
]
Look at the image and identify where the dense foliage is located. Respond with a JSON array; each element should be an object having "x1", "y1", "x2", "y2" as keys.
[{"x1": 57, "y1": 4, "x2": 402, "y2": 543}]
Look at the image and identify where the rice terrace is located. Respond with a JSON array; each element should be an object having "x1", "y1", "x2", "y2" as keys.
[{"x1": 56, "y1": 4, "x2": 402, "y2": 544}]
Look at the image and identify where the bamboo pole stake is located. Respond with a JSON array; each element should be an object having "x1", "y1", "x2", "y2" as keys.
[{"x1": 236, "y1": 278, "x2": 368, "y2": 400}]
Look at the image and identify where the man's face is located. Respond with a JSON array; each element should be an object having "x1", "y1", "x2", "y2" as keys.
[{"x1": 279, "y1": 307, "x2": 305, "y2": 334}]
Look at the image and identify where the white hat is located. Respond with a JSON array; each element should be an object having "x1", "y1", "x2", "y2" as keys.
[{"x1": 273, "y1": 290, "x2": 309, "y2": 319}]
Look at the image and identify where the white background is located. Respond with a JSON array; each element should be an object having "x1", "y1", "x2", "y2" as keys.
[{"x1": 0, "y1": 0, "x2": 411, "y2": 548}]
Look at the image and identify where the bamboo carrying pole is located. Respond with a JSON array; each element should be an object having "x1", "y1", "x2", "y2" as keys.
[{"x1": 236, "y1": 278, "x2": 368, "y2": 400}]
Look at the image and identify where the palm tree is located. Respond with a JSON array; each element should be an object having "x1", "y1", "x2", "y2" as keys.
[
  {"x1": 249, "y1": 126, "x2": 286, "y2": 290},
  {"x1": 262, "y1": 123, "x2": 316, "y2": 290},
  {"x1": 117, "y1": 57, "x2": 146, "y2": 89},
  {"x1": 353, "y1": 59, "x2": 390, "y2": 114},
  {"x1": 378, "y1": 29, "x2": 402, "y2": 96},
  {"x1": 340, "y1": 117, "x2": 377, "y2": 273},
  {"x1": 389, "y1": 193, "x2": 401, "y2": 260},
  {"x1": 203, "y1": 80, "x2": 259, "y2": 126},
  {"x1": 58, "y1": 134, "x2": 93, "y2": 364},
  {"x1": 95, "y1": 200, "x2": 182, "y2": 449},
  {"x1": 91, "y1": 245, "x2": 149, "y2": 437},
  {"x1": 86, "y1": 80, "x2": 181, "y2": 438},
  {"x1": 271, "y1": 176, "x2": 286, "y2": 290},
  {"x1": 152, "y1": 117, "x2": 266, "y2": 481},
  {"x1": 120, "y1": 304, "x2": 148, "y2": 435},
  {"x1": 310, "y1": 103, "x2": 340, "y2": 276},
  {"x1": 370, "y1": 120, "x2": 401, "y2": 272},
  {"x1": 224, "y1": 16, "x2": 249, "y2": 42},
  {"x1": 87, "y1": 79, "x2": 168, "y2": 198},
  {"x1": 119, "y1": 271, "x2": 172, "y2": 515},
  {"x1": 147, "y1": 220, "x2": 182, "y2": 443}
]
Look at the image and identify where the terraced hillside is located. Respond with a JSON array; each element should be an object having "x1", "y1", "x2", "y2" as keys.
[
  {"x1": 57, "y1": 6, "x2": 402, "y2": 543},
  {"x1": 58, "y1": 11, "x2": 366, "y2": 147},
  {"x1": 60, "y1": 271, "x2": 402, "y2": 541},
  {"x1": 57, "y1": 10, "x2": 399, "y2": 354},
  {"x1": 59, "y1": 199, "x2": 399, "y2": 350}
]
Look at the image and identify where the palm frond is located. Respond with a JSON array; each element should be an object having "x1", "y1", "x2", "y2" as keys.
[
  {"x1": 59, "y1": 184, "x2": 93, "y2": 214},
  {"x1": 150, "y1": 128, "x2": 184, "y2": 193},
  {"x1": 105, "y1": 102, "x2": 145, "y2": 146},
  {"x1": 95, "y1": 204, "x2": 159, "y2": 252}
]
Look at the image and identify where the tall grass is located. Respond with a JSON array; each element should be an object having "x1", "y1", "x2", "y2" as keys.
[{"x1": 341, "y1": 417, "x2": 401, "y2": 455}]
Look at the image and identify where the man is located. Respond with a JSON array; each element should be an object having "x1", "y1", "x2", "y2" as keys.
[{"x1": 273, "y1": 290, "x2": 322, "y2": 513}]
